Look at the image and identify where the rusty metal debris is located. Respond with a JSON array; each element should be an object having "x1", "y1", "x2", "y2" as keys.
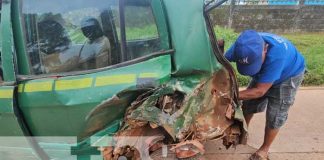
[
  {"x1": 195, "y1": 68, "x2": 234, "y2": 140},
  {"x1": 170, "y1": 140, "x2": 205, "y2": 159},
  {"x1": 99, "y1": 68, "x2": 246, "y2": 159}
]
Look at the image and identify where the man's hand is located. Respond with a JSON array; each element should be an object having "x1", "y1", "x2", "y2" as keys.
[
  {"x1": 217, "y1": 39, "x2": 225, "y2": 54},
  {"x1": 239, "y1": 83, "x2": 272, "y2": 100}
]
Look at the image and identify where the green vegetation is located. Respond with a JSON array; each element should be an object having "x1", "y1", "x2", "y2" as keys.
[
  {"x1": 126, "y1": 25, "x2": 158, "y2": 40},
  {"x1": 67, "y1": 24, "x2": 158, "y2": 45},
  {"x1": 283, "y1": 33, "x2": 324, "y2": 86},
  {"x1": 214, "y1": 26, "x2": 239, "y2": 50},
  {"x1": 68, "y1": 28, "x2": 87, "y2": 44},
  {"x1": 214, "y1": 26, "x2": 324, "y2": 86},
  {"x1": 117, "y1": 25, "x2": 158, "y2": 40}
]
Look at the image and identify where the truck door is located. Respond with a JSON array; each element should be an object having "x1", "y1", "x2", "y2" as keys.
[{"x1": 15, "y1": 0, "x2": 171, "y2": 144}]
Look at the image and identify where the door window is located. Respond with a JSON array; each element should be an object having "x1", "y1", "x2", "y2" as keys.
[
  {"x1": 22, "y1": 0, "x2": 119, "y2": 74},
  {"x1": 22, "y1": 0, "x2": 163, "y2": 75},
  {"x1": 124, "y1": 0, "x2": 161, "y2": 59}
]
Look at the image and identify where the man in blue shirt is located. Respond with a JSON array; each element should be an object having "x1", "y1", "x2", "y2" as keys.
[{"x1": 225, "y1": 30, "x2": 305, "y2": 160}]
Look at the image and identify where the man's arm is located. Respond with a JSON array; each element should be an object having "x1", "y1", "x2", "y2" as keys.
[{"x1": 239, "y1": 83, "x2": 272, "y2": 100}]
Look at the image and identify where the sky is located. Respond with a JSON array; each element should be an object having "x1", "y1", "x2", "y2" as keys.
[{"x1": 22, "y1": 0, "x2": 117, "y2": 14}]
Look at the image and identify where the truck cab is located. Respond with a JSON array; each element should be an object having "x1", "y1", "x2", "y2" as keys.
[{"x1": 0, "y1": 0, "x2": 245, "y2": 159}]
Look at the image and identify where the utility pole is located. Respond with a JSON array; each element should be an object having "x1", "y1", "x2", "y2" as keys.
[
  {"x1": 299, "y1": 0, "x2": 305, "y2": 5},
  {"x1": 294, "y1": 0, "x2": 305, "y2": 32},
  {"x1": 228, "y1": 0, "x2": 236, "y2": 28}
]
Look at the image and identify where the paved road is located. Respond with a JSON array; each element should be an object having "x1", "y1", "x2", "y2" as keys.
[{"x1": 202, "y1": 88, "x2": 324, "y2": 160}]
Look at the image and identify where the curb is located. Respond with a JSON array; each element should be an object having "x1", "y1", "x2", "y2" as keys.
[
  {"x1": 299, "y1": 86, "x2": 324, "y2": 90},
  {"x1": 240, "y1": 87, "x2": 324, "y2": 90}
]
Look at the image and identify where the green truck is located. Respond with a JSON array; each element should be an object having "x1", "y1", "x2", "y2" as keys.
[{"x1": 0, "y1": 0, "x2": 246, "y2": 159}]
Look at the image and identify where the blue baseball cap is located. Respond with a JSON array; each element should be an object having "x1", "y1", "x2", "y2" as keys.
[{"x1": 231, "y1": 30, "x2": 264, "y2": 76}]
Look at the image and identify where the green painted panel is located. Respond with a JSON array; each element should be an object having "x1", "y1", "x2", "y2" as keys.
[
  {"x1": 0, "y1": 99, "x2": 13, "y2": 113},
  {"x1": 12, "y1": 0, "x2": 31, "y2": 75},
  {"x1": 18, "y1": 55, "x2": 172, "y2": 136},
  {"x1": 0, "y1": 86, "x2": 24, "y2": 136},
  {"x1": 151, "y1": 0, "x2": 170, "y2": 50},
  {"x1": 0, "y1": 114, "x2": 24, "y2": 136},
  {"x1": 0, "y1": 0, "x2": 16, "y2": 81},
  {"x1": 163, "y1": 0, "x2": 221, "y2": 75}
]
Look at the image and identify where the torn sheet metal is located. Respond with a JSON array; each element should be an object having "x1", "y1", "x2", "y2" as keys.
[
  {"x1": 81, "y1": 88, "x2": 152, "y2": 140},
  {"x1": 94, "y1": 68, "x2": 246, "y2": 159}
]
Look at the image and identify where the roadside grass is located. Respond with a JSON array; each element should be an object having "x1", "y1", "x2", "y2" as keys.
[
  {"x1": 282, "y1": 33, "x2": 324, "y2": 86},
  {"x1": 214, "y1": 26, "x2": 324, "y2": 86},
  {"x1": 126, "y1": 25, "x2": 158, "y2": 40}
]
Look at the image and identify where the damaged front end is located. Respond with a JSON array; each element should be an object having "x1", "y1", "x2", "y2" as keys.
[{"x1": 88, "y1": 68, "x2": 247, "y2": 159}]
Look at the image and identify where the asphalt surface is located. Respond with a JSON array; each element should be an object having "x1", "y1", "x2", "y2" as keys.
[{"x1": 201, "y1": 87, "x2": 324, "y2": 160}]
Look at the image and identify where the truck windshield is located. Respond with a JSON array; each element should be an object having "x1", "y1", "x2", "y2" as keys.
[{"x1": 22, "y1": 0, "x2": 161, "y2": 75}]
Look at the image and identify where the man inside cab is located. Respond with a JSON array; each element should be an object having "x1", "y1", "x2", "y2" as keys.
[{"x1": 79, "y1": 17, "x2": 112, "y2": 70}]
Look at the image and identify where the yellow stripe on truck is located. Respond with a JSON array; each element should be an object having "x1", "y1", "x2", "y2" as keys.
[
  {"x1": 95, "y1": 74, "x2": 136, "y2": 87},
  {"x1": 18, "y1": 73, "x2": 159, "y2": 93},
  {"x1": 55, "y1": 78, "x2": 93, "y2": 91},
  {"x1": 18, "y1": 84, "x2": 24, "y2": 93},
  {"x1": 139, "y1": 73, "x2": 158, "y2": 78},
  {"x1": 24, "y1": 81, "x2": 52, "y2": 92},
  {"x1": 0, "y1": 89, "x2": 13, "y2": 98}
]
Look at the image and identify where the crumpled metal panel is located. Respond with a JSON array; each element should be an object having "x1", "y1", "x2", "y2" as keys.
[
  {"x1": 126, "y1": 68, "x2": 244, "y2": 140},
  {"x1": 101, "y1": 68, "x2": 247, "y2": 159},
  {"x1": 81, "y1": 88, "x2": 152, "y2": 139}
]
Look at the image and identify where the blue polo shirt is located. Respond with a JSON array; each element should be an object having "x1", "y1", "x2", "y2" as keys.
[{"x1": 226, "y1": 32, "x2": 305, "y2": 85}]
